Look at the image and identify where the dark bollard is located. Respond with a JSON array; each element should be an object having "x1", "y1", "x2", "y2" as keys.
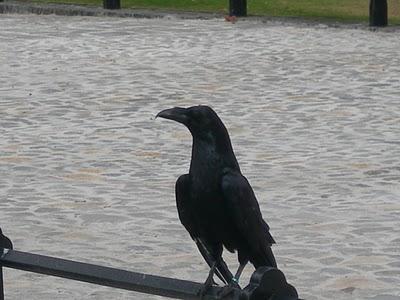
[
  {"x1": 242, "y1": 267, "x2": 299, "y2": 300},
  {"x1": 229, "y1": 0, "x2": 247, "y2": 17},
  {"x1": 369, "y1": 0, "x2": 388, "y2": 27},
  {"x1": 103, "y1": 0, "x2": 120, "y2": 10}
]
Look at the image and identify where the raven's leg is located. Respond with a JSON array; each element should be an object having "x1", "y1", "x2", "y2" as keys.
[
  {"x1": 231, "y1": 250, "x2": 249, "y2": 285},
  {"x1": 215, "y1": 258, "x2": 233, "y2": 283},
  {"x1": 217, "y1": 259, "x2": 248, "y2": 298},
  {"x1": 199, "y1": 242, "x2": 232, "y2": 299},
  {"x1": 222, "y1": 261, "x2": 247, "y2": 296},
  {"x1": 199, "y1": 262, "x2": 217, "y2": 299},
  {"x1": 196, "y1": 239, "x2": 233, "y2": 284},
  {"x1": 232, "y1": 261, "x2": 246, "y2": 283},
  {"x1": 205, "y1": 261, "x2": 217, "y2": 286}
]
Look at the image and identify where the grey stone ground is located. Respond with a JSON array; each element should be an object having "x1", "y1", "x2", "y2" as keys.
[{"x1": 0, "y1": 12, "x2": 400, "y2": 300}]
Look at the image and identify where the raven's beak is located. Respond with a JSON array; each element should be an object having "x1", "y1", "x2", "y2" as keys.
[{"x1": 156, "y1": 107, "x2": 188, "y2": 125}]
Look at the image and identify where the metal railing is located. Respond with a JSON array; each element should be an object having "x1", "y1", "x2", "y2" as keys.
[
  {"x1": 0, "y1": 248, "x2": 227, "y2": 300},
  {"x1": 0, "y1": 228, "x2": 299, "y2": 300}
]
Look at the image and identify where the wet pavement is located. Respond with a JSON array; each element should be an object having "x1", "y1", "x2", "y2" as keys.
[{"x1": 0, "y1": 13, "x2": 400, "y2": 300}]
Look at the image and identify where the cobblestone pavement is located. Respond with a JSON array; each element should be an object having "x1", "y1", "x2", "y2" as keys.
[{"x1": 0, "y1": 13, "x2": 400, "y2": 300}]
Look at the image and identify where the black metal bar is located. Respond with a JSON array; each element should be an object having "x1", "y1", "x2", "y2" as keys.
[
  {"x1": 0, "y1": 228, "x2": 12, "y2": 300},
  {"x1": 229, "y1": 0, "x2": 247, "y2": 17},
  {"x1": 0, "y1": 249, "x2": 238, "y2": 300},
  {"x1": 0, "y1": 265, "x2": 4, "y2": 300},
  {"x1": 369, "y1": 0, "x2": 388, "y2": 26},
  {"x1": 103, "y1": 0, "x2": 120, "y2": 9}
]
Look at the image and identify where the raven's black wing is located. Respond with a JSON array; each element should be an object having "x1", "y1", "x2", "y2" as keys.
[
  {"x1": 176, "y1": 174, "x2": 232, "y2": 284},
  {"x1": 221, "y1": 169, "x2": 276, "y2": 268},
  {"x1": 175, "y1": 174, "x2": 198, "y2": 239}
]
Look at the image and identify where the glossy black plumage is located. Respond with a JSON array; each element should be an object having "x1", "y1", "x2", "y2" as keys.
[{"x1": 157, "y1": 105, "x2": 276, "y2": 284}]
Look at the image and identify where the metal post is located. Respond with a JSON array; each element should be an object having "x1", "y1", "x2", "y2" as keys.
[
  {"x1": 370, "y1": 0, "x2": 388, "y2": 26},
  {"x1": 103, "y1": 0, "x2": 120, "y2": 9},
  {"x1": 229, "y1": 0, "x2": 247, "y2": 17},
  {"x1": 0, "y1": 264, "x2": 4, "y2": 300},
  {"x1": 0, "y1": 228, "x2": 13, "y2": 300}
]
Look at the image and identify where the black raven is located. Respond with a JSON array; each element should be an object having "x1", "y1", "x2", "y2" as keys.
[
  {"x1": 157, "y1": 105, "x2": 276, "y2": 288},
  {"x1": 0, "y1": 228, "x2": 13, "y2": 250}
]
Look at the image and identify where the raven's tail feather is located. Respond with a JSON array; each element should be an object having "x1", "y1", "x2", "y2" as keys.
[
  {"x1": 252, "y1": 245, "x2": 277, "y2": 269},
  {"x1": 264, "y1": 246, "x2": 277, "y2": 268}
]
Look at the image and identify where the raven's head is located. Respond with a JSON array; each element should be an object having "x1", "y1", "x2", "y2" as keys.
[
  {"x1": 156, "y1": 105, "x2": 226, "y2": 140},
  {"x1": 157, "y1": 105, "x2": 239, "y2": 168}
]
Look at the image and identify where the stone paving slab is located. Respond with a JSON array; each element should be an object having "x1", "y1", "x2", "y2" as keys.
[{"x1": 0, "y1": 13, "x2": 399, "y2": 300}]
